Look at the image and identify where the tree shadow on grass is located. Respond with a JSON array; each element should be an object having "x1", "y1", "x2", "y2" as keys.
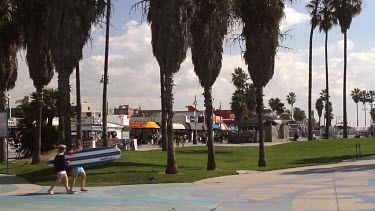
[
  {"x1": 290, "y1": 155, "x2": 354, "y2": 165},
  {"x1": 284, "y1": 155, "x2": 375, "y2": 175},
  {"x1": 177, "y1": 150, "x2": 233, "y2": 155},
  {"x1": 88, "y1": 161, "x2": 165, "y2": 170}
]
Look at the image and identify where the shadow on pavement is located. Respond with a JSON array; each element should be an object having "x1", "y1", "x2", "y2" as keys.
[{"x1": 282, "y1": 163, "x2": 375, "y2": 175}]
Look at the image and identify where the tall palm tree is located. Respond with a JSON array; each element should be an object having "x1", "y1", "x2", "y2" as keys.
[
  {"x1": 315, "y1": 98, "x2": 324, "y2": 127},
  {"x1": 330, "y1": 0, "x2": 362, "y2": 138},
  {"x1": 306, "y1": 0, "x2": 320, "y2": 141},
  {"x1": 286, "y1": 92, "x2": 296, "y2": 120},
  {"x1": 21, "y1": 0, "x2": 54, "y2": 164},
  {"x1": 147, "y1": 0, "x2": 193, "y2": 174},
  {"x1": 351, "y1": 88, "x2": 361, "y2": 127},
  {"x1": 317, "y1": 0, "x2": 337, "y2": 139},
  {"x1": 190, "y1": 0, "x2": 230, "y2": 170},
  {"x1": 0, "y1": 0, "x2": 21, "y2": 162},
  {"x1": 45, "y1": 0, "x2": 106, "y2": 147},
  {"x1": 359, "y1": 90, "x2": 368, "y2": 126},
  {"x1": 233, "y1": 0, "x2": 289, "y2": 167}
]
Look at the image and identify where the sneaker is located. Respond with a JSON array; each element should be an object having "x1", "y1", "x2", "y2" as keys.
[
  {"x1": 70, "y1": 190, "x2": 77, "y2": 193},
  {"x1": 48, "y1": 190, "x2": 54, "y2": 195},
  {"x1": 80, "y1": 189, "x2": 88, "y2": 192},
  {"x1": 66, "y1": 191, "x2": 75, "y2": 194}
]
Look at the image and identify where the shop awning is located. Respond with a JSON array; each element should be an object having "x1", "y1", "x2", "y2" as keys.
[
  {"x1": 130, "y1": 121, "x2": 160, "y2": 129},
  {"x1": 213, "y1": 123, "x2": 230, "y2": 130},
  {"x1": 184, "y1": 122, "x2": 207, "y2": 130},
  {"x1": 173, "y1": 123, "x2": 186, "y2": 130}
]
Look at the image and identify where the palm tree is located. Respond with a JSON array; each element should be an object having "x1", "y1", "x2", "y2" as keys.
[
  {"x1": 231, "y1": 67, "x2": 248, "y2": 121},
  {"x1": 147, "y1": 0, "x2": 192, "y2": 174},
  {"x1": 231, "y1": 67, "x2": 248, "y2": 92},
  {"x1": 359, "y1": 90, "x2": 368, "y2": 126},
  {"x1": 231, "y1": 90, "x2": 247, "y2": 122},
  {"x1": 286, "y1": 92, "x2": 296, "y2": 120},
  {"x1": 317, "y1": 0, "x2": 337, "y2": 139},
  {"x1": 306, "y1": 0, "x2": 320, "y2": 141},
  {"x1": 45, "y1": 0, "x2": 106, "y2": 147},
  {"x1": 330, "y1": 0, "x2": 362, "y2": 138},
  {"x1": 245, "y1": 83, "x2": 256, "y2": 117},
  {"x1": 0, "y1": 0, "x2": 21, "y2": 162},
  {"x1": 190, "y1": 0, "x2": 230, "y2": 170},
  {"x1": 21, "y1": 0, "x2": 54, "y2": 164},
  {"x1": 233, "y1": 0, "x2": 289, "y2": 167},
  {"x1": 315, "y1": 98, "x2": 324, "y2": 127},
  {"x1": 351, "y1": 88, "x2": 361, "y2": 127}
]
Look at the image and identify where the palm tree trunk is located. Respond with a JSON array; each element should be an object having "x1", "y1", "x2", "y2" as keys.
[
  {"x1": 256, "y1": 86, "x2": 266, "y2": 167},
  {"x1": 32, "y1": 86, "x2": 42, "y2": 164},
  {"x1": 325, "y1": 32, "x2": 330, "y2": 139},
  {"x1": 76, "y1": 63, "x2": 82, "y2": 140},
  {"x1": 308, "y1": 20, "x2": 314, "y2": 141},
  {"x1": 343, "y1": 32, "x2": 348, "y2": 138},
  {"x1": 0, "y1": 92, "x2": 6, "y2": 162},
  {"x1": 291, "y1": 104, "x2": 293, "y2": 120},
  {"x1": 102, "y1": 0, "x2": 111, "y2": 147},
  {"x1": 160, "y1": 68, "x2": 167, "y2": 151},
  {"x1": 164, "y1": 71, "x2": 177, "y2": 174},
  {"x1": 356, "y1": 103, "x2": 358, "y2": 127},
  {"x1": 204, "y1": 86, "x2": 216, "y2": 170},
  {"x1": 58, "y1": 67, "x2": 71, "y2": 147}
]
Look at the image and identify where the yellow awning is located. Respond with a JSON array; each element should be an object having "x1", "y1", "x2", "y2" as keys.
[{"x1": 130, "y1": 121, "x2": 160, "y2": 129}]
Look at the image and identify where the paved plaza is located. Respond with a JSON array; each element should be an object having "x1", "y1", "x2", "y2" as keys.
[{"x1": 2, "y1": 154, "x2": 375, "y2": 210}]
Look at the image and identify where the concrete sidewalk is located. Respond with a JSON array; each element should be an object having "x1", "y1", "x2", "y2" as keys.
[{"x1": 1, "y1": 156, "x2": 375, "y2": 210}]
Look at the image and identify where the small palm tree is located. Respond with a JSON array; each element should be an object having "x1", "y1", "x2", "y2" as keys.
[
  {"x1": 315, "y1": 98, "x2": 324, "y2": 127},
  {"x1": 286, "y1": 92, "x2": 296, "y2": 119},
  {"x1": 231, "y1": 67, "x2": 248, "y2": 121},
  {"x1": 351, "y1": 88, "x2": 361, "y2": 127},
  {"x1": 330, "y1": 0, "x2": 362, "y2": 137}
]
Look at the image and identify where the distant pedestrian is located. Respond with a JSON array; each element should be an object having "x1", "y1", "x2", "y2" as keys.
[{"x1": 47, "y1": 145, "x2": 74, "y2": 195}]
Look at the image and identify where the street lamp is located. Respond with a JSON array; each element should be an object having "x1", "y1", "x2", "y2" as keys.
[{"x1": 193, "y1": 95, "x2": 198, "y2": 145}]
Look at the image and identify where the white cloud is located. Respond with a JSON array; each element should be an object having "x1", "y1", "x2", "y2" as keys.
[
  {"x1": 8, "y1": 17, "x2": 375, "y2": 128},
  {"x1": 281, "y1": 5, "x2": 310, "y2": 31}
]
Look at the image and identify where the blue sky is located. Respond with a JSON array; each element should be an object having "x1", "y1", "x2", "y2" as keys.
[{"x1": 10, "y1": 0, "x2": 375, "y2": 127}]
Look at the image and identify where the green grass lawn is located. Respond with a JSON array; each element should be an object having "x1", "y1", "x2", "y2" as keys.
[{"x1": 1, "y1": 138, "x2": 375, "y2": 187}]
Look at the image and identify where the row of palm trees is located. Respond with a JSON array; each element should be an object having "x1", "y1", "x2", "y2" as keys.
[
  {"x1": 0, "y1": 0, "x2": 107, "y2": 164},
  {"x1": 351, "y1": 88, "x2": 375, "y2": 127},
  {"x1": 1, "y1": 0, "x2": 362, "y2": 172},
  {"x1": 307, "y1": 0, "x2": 362, "y2": 140}
]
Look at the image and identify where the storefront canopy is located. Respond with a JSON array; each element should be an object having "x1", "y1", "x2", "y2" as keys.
[
  {"x1": 173, "y1": 123, "x2": 186, "y2": 130},
  {"x1": 130, "y1": 121, "x2": 160, "y2": 129},
  {"x1": 184, "y1": 122, "x2": 207, "y2": 130}
]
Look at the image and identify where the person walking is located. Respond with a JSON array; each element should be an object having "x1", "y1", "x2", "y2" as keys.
[
  {"x1": 47, "y1": 144, "x2": 74, "y2": 195},
  {"x1": 69, "y1": 140, "x2": 88, "y2": 192}
]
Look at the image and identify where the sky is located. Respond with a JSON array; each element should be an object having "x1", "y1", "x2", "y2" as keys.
[{"x1": 9, "y1": 0, "x2": 375, "y2": 127}]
